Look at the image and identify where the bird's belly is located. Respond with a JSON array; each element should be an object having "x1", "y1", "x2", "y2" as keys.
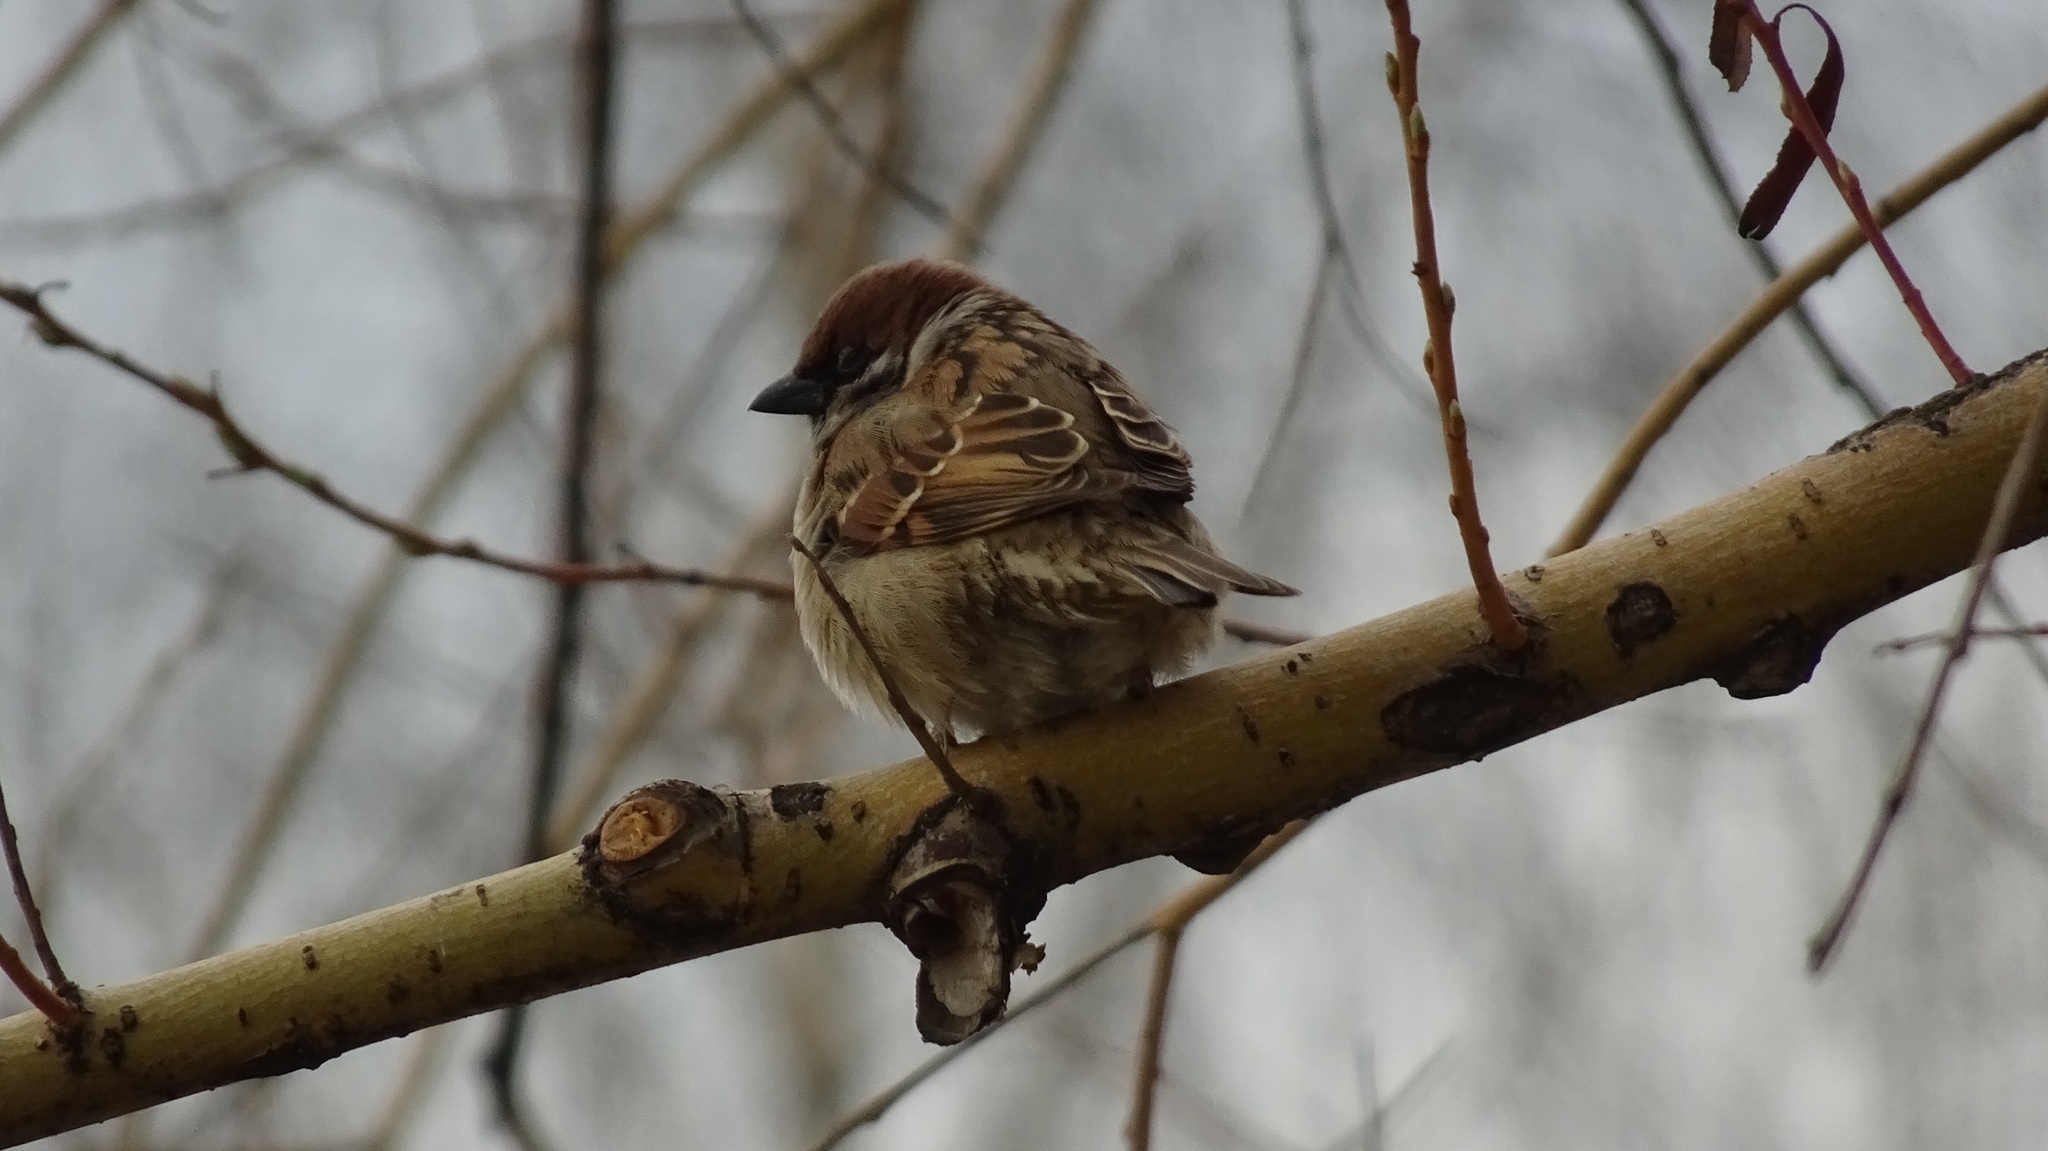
[{"x1": 793, "y1": 531, "x2": 1214, "y2": 739}]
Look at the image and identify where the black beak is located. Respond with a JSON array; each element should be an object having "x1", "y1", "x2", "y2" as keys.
[{"x1": 748, "y1": 373, "x2": 829, "y2": 416}]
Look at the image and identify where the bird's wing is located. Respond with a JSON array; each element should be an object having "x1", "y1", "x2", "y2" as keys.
[
  {"x1": 1078, "y1": 364, "x2": 1194, "y2": 499},
  {"x1": 837, "y1": 391, "x2": 1128, "y2": 553}
]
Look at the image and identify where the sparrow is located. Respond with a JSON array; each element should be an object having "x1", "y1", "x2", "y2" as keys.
[{"x1": 751, "y1": 257, "x2": 1296, "y2": 747}]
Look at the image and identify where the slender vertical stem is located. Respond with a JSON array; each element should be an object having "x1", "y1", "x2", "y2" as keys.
[
  {"x1": 1738, "y1": 3, "x2": 1971, "y2": 385},
  {"x1": 1382, "y1": 0, "x2": 1526, "y2": 650},
  {"x1": 485, "y1": 2, "x2": 615, "y2": 1145}
]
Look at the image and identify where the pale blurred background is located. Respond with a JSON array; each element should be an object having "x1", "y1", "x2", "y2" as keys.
[{"x1": 2, "y1": 0, "x2": 2047, "y2": 1148}]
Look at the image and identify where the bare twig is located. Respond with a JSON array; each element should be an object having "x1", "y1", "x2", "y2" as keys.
[
  {"x1": 486, "y1": 3, "x2": 617, "y2": 1140},
  {"x1": 790, "y1": 537, "x2": 975, "y2": 798},
  {"x1": 934, "y1": 0, "x2": 1102, "y2": 261},
  {"x1": 1615, "y1": 0, "x2": 1883, "y2": 415},
  {"x1": 1808, "y1": 377, "x2": 2048, "y2": 971},
  {"x1": 0, "y1": 933, "x2": 74, "y2": 1029},
  {"x1": 0, "y1": 0, "x2": 142, "y2": 156},
  {"x1": 0, "y1": 281, "x2": 785, "y2": 598},
  {"x1": 1382, "y1": 1, "x2": 1525, "y2": 650},
  {"x1": 1547, "y1": 80, "x2": 2048, "y2": 556},
  {"x1": 1876, "y1": 625, "x2": 2048, "y2": 654},
  {"x1": 810, "y1": 820, "x2": 1309, "y2": 1151},
  {"x1": 1727, "y1": 1, "x2": 1971, "y2": 385},
  {"x1": 0, "y1": 776, "x2": 77, "y2": 1027},
  {"x1": 731, "y1": 0, "x2": 952, "y2": 232},
  {"x1": 1123, "y1": 928, "x2": 1181, "y2": 1151}
]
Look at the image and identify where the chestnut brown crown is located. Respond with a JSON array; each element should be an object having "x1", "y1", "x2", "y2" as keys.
[{"x1": 749, "y1": 258, "x2": 988, "y2": 418}]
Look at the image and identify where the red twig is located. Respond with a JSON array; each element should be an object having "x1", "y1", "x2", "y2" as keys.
[
  {"x1": 1733, "y1": 2, "x2": 1971, "y2": 385},
  {"x1": 1381, "y1": 1, "x2": 1526, "y2": 650},
  {"x1": 0, "y1": 933, "x2": 75, "y2": 1027},
  {"x1": 0, "y1": 281, "x2": 784, "y2": 597},
  {"x1": 0, "y1": 776, "x2": 79, "y2": 1028}
]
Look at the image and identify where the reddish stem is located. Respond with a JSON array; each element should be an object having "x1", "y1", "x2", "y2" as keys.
[
  {"x1": 0, "y1": 932, "x2": 77, "y2": 1028},
  {"x1": 1383, "y1": 0, "x2": 1527, "y2": 650},
  {"x1": 1740, "y1": 4, "x2": 1972, "y2": 385}
]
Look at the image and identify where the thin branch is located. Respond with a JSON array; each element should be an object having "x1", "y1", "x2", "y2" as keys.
[
  {"x1": 805, "y1": 925, "x2": 1149, "y2": 1151},
  {"x1": 1123, "y1": 929, "x2": 1181, "y2": 1151},
  {"x1": 486, "y1": 2, "x2": 616, "y2": 1139},
  {"x1": 934, "y1": 0, "x2": 1102, "y2": 261},
  {"x1": 1808, "y1": 376, "x2": 2048, "y2": 972},
  {"x1": 0, "y1": 933, "x2": 75, "y2": 1030},
  {"x1": 790, "y1": 537, "x2": 975, "y2": 799},
  {"x1": 1382, "y1": 1, "x2": 1525, "y2": 650},
  {"x1": 1546, "y1": 79, "x2": 2048, "y2": 557},
  {"x1": 0, "y1": 0, "x2": 142, "y2": 157},
  {"x1": 1875, "y1": 625, "x2": 2048, "y2": 655},
  {"x1": 811, "y1": 821, "x2": 1309, "y2": 1151},
  {"x1": 1614, "y1": 0, "x2": 1884, "y2": 415},
  {"x1": 0, "y1": 777, "x2": 77, "y2": 1028},
  {"x1": 0, "y1": 281, "x2": 785, "y2": 598},
  {"x1": 730, "y1": 0, "x2": 952, "y2": 231},
  {"x1": 1730, "y1": 1, "x2": 1971, "y2": 385}
]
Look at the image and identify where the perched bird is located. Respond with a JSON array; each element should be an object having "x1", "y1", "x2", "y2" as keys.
[{"x1": 751, "y1": 257, "x2": 1295, "y2": 746}]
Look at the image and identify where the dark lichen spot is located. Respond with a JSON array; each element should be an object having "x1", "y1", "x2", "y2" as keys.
[
  {"x1": 1802, "y1": 479, "x2": 1824, "y2": 504},
  {"x1": 784, "y1": 867, "x2": 802, "y2": 903},
  {"x1": 300, "y1": 946, "x2": 319, "y2": 971},
  {"x1": 1648, "y1": 528, "x2": 1669, "y2": 548},
  {"x1": 1523, "y1": 564, "x2": 1546, "y2": 583},
  {"x1": 1314, "y1": 694, "x2": 1332, "y2": 710},
  {"x1": 1605, "y1": 582, "x2": 1677, "y2": 658},
  {"x1": 850, "y1": 800, "x2": 868, "y2": 823},
  {"x1": 1828, "y1": 377, "x2": 1990, "y2": 454},
  {"x1": 425, "y1": 948, "x2": 444, "y2": 975},
  {"x1": 1788, "y1": 513, "x2": 1809, "y2": 541},
  {"x1": 1276, "y1": 747, "x2": 1296, "y2": 770},
  {"x1": 814, "y1": 819, "x2": 835, "y2": 842},
  {"x1": 1284, "y1": 658, "x2": 1300, "y2": 676},
  {"x1": 1709, "y1": 614, "x2": 1829, "y2": 699},
  {"x1": 238, "y1": 1007, "x2": 251, "y2": 1028},
  {"x1": 1297, "y1": 651, "x2": 1315, "y2": 663},
  {"x1": 1028, "y1": 776, "x2": 1055, "y2": 813},
  {"x1": 119, "y1": 1005, "x2": 138, "y2": 1032},
  {"x1": 1381, "y1": 665, "x2": 1568, "y2": 756},
  {"x1": 1239, "y1": 708, "x2": 1261, "y2": 746},
  {"x1": 474, "y1": 884, "x2": 489, "y2": 907},
  {"x1": 769, "y1": 781, "x2": 830, "y2": 820},
  {"x1": 385, "y1": 979, "x2": 412, "y2": 1005},
  {"x1": 99, "y1": 1028, "x2": 125, "y2": 1067},
  {"x1": 242, "y1": 1019, "x2": 336, "y2": 1080}
]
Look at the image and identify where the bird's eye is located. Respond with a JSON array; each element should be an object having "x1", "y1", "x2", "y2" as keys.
[{"x1": 835, "y1": 346, "x2": 864, "y2": 375}]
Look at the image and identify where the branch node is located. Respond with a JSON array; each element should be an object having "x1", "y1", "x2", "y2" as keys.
[{"x1": 887, "y1": 805, "x2": 1035, "y2": 1046}]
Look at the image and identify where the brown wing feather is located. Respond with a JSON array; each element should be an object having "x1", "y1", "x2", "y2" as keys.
[
  {"x1": 1081, "y1": 365, "x2": 1194, "y2": 499},
  {"x1": 838, "y1": 392, "x2": 1128, "y2": 553}
]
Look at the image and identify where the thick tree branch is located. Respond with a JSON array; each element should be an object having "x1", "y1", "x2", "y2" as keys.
[{"x1": 2, "y1": 351, "x2": 2045, "y2": 1144}]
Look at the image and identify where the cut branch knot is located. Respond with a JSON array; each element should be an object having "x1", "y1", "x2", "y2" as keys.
[{"x1": 886, "y1": 805, "x2": 1040, "y2": 1045}]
